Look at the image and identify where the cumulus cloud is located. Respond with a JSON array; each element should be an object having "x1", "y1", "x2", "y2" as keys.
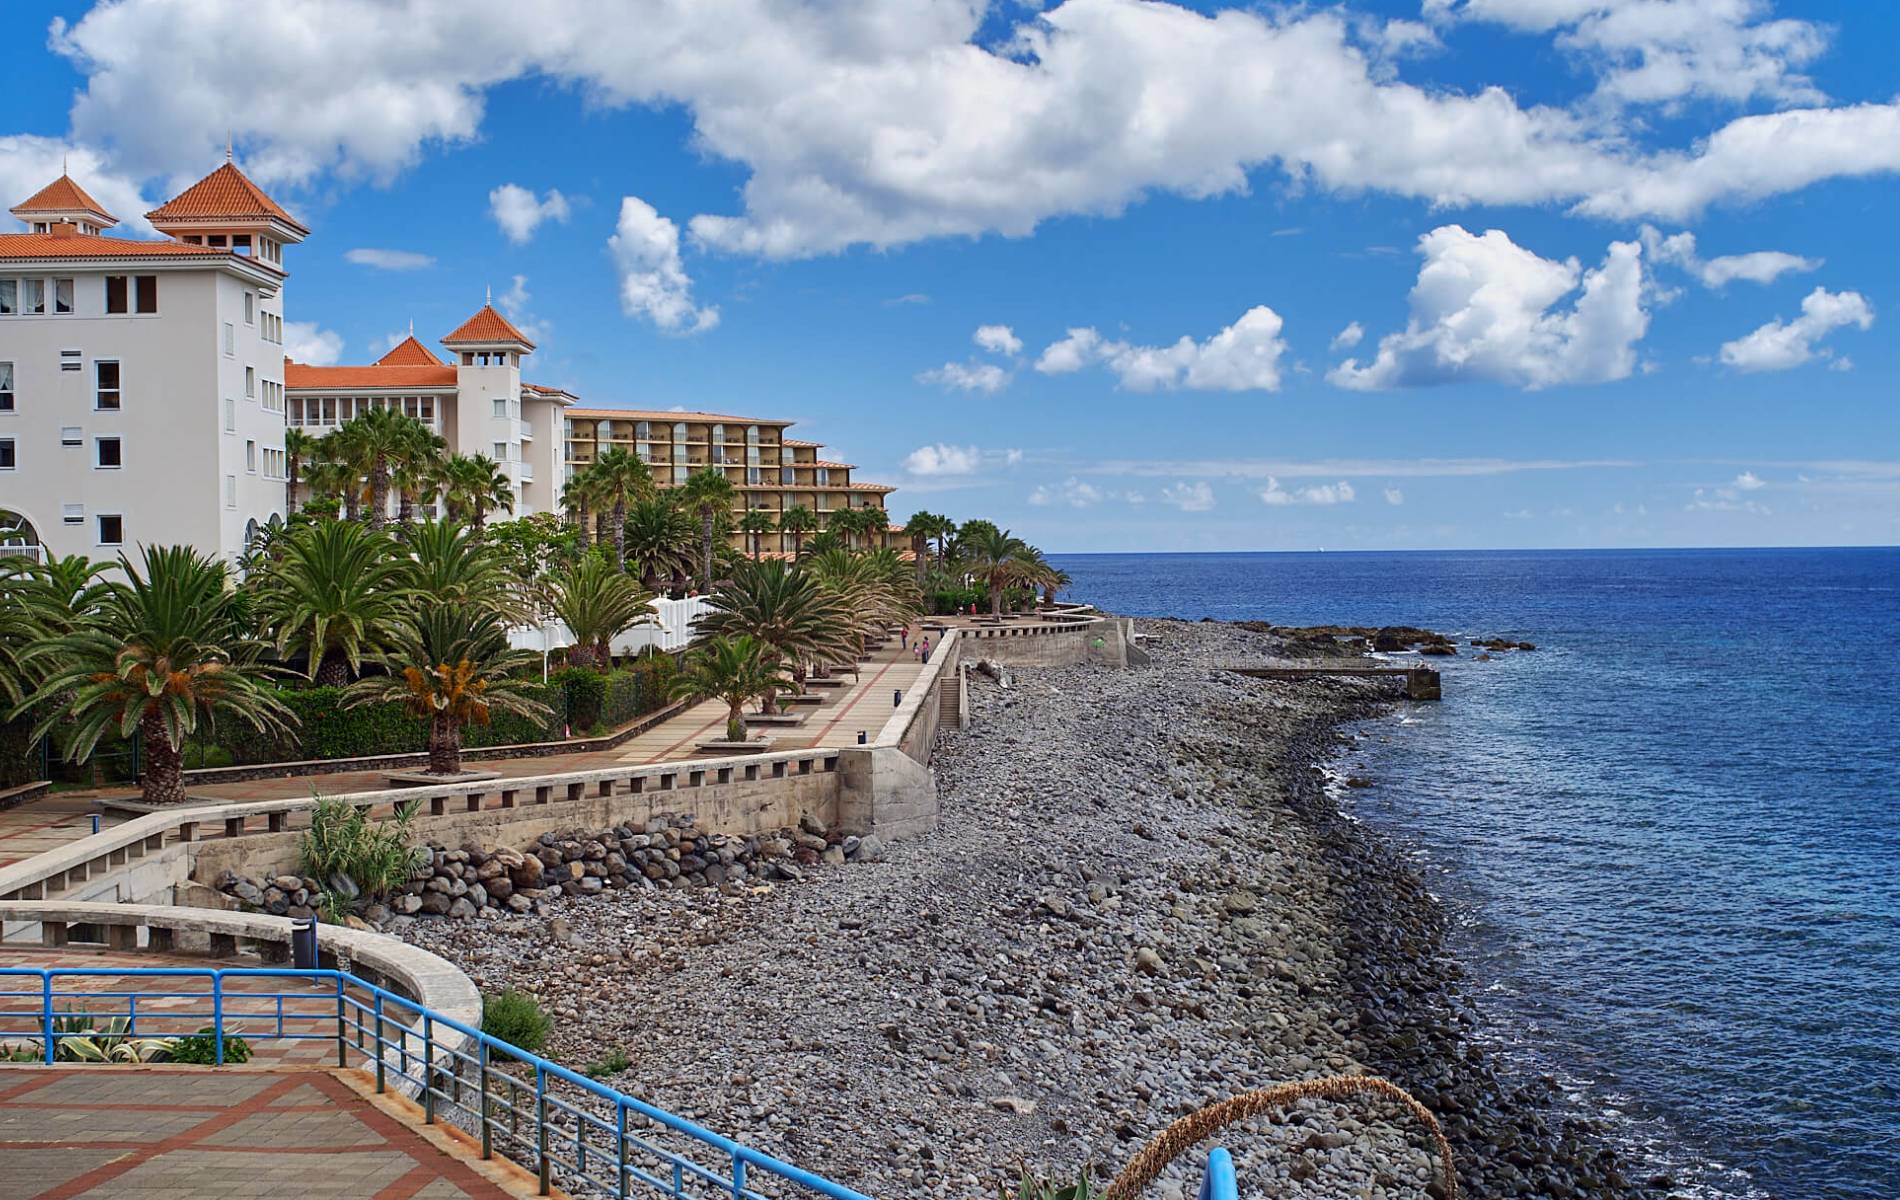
[
  {"x1": 284, "y1": 321, "x2": 344, "y2": 365},
  {"x1": 1384, "y1": 487, "x2": 1405, "y2": 505},
  {"x1": 1329, "y1": 225, "x2": 1648, "y2": 391},
  {"x1": 973, "y1": 324, "x2": 1023, "y2": 356},
  {"x1": 904, "y1": 444, "x2": 982, "y2": 476},
  {"x1": 1641, "y1": 226, "x2": 1819, "y2": 289},
  {"x1": 917, "y1": 361, "x2": 1010, "y2": 393},
  {"x1": 345, "y1": 247, "x2": 434, "y2": 271},
  {"x1": 1029, "y1": 477, "x2": 1107, "y2": 508},
  {"x1": 1160, "y1": 481, "x2": 1216, "y2": 512},
  {"x1": 39, "y1": 2, "x2": 1900, "y2": 260},
  {"x1": 1687, "y1": 471, "x2": 1772, "y2": 514},
  {"x1": 494, "y1": 274, "x2": 549, "y2": 343},
  {"x1": 1034, "y1": 307, "x2": 1287, "y2": 392},
  {"x1": 1733, "y1": 470, "x2": 1765, "y2": 490},
  {"x1": 608, "y1": 196, "x2": 719, "y2": 334},
  {"x1": 489, "y1": 184, "x2": 570, "y2": 244},
  {"x1": 1427, "y1": 0, "x2": 1830, "y2": 109},
  {"x1": 1260, "y1": 478, "x2": 1355, "y2": 506},
  {"x1": 1331, "y1": 321, "x2": 1365, "y2": 351},
  {"x1": 0, "y1": 134, "x2": 156, "y2": 236},
  {"x1": 1718, "y1": 287, "x2": 1873, "y2": 372}
]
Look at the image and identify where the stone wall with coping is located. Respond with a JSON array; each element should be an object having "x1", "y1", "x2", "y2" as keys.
[{"x1": 958, "y1": 617, "x2": 1136, "y2": 668}]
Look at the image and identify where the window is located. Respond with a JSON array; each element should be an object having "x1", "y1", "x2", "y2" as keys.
[
  {"x1": 232, "y1": 234, "x2": 252, "y2": 256},
  {"x1": 22, "y1": 280, "x2": 44, "y2": 315},
  {"x1": 245, "y1": 366, "x2": 255, "y2": 399},
  {"x1": 0, "y1": 362, "x2": 12, "y2": 411},
  {"x1": 134, "y1": 276, "x2": 157, "y2": 314},
  {"x1": 61, "y1": 426, "x2": 82, "y2": 446},
  {"x1": 95, "y1": 361, "x2": 120, "y2": 411},
  {"x1": 493, "y1": 396, "x2": 507, "y2": 418},
  {"x1": 63, "y1": 504, "x2": 84, "y2": 525},
  {"x1": 243, "y1": 291, "x2": 255, "y2": 324},
  {"x1": 95, "y1": 437, "x2": 122, "y2": 469},
  {"x1": 59, "y1": 349, "x2": 81, "y2": 373},
  {"x1": 261, "y1": 380, "x2": 282, "y2": 412},
  {"x1": 0, "y1": 439, "x2": 13, "y2": 470},
  {"x1": 492, "y1": 442, "x2": 508, "y2": 461},
  {"x1": 97, "y1": 514, "x2": 123, "y2": 546},
  {"x1": 54, "y1": 279, "x2": 74, "y2": 314},
  {"x1": 224, "y1": 475, "x2": 237, "y2": 508},
  {"x1": 245, "y1": 440, "x2": 256, "y2": 473},
  {"x1": 222, "y1": 323, "x2": 235, "y2": 356},
  {"x1": 0, "y1": 280, "x2": 13, "y2": 314},
  {"x1": 223, "y1": 397, "x2": 236, "y2": 432},
  {"x1": 106, "y1": 276, "x2": 128, "y2": 314}
]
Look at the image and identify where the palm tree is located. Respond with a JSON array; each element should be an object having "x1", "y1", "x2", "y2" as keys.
[
  {"x1": 337, "y1": 407, "x2": 435, "y2": 530},
  {"x1": 253, "y1": 521, "x2": 408, "y2": 685},
  {"x1": 904, "y1": 510, "x2": 956, "y2": 574},
  {"x1": 345, "y1": 604, "x2": 548, "y2": 776},
  {"x1": 621, "y1": 497, "x2": 696, "y2": 593},
  {"x1": 544, "y1": 551, "x2": 653, "y2": 670},
  {"x1": 397, "y1": 520, "x2": 521, "y2": 616},
  {"x1": 589, "y1": 449, "x2": 652, "y2": 570},
  {"x1": 825, "y1": 506, "x2": 859, "y2": 550},
  {"x1": 778, "y1": 505, "x2": 817, "y2": 559},
  {"x1": 561, "y1": 466, "x2": 602, "y2": 553},
  {"x1": 284, "y1": 428, "x2": 321, "y2": 516},
  {"x1": 696, "y1": 560, "x2": 853, "y2": 709},
  {"x1": 670, "y1": 635, "x2": 794, "y2": 743},
  {"x1": 738, "y1": 510, "x2": 776, "y2": 560},
  {"x1": 677, "y1": 467, "x2": 738, "y2": 592},
  {"x1": 807, "y1": 548, "x2": 920, "y2": 668},
  {"x1": 301, "y1": 456, "x2": 357, "y2": 521},
  {"x1": 436, "y1": 454, "x2": 513, "y2": 531},
  {"x1": 958, "y1": 523, "x2": 1035, "y2": 615},
  {"x1": 17, "y1": 545, "x2": 295, "y2": 805}
]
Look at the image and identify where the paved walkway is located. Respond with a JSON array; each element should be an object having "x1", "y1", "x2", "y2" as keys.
[
  {"x1": 0, "y1": 631, "x2": 932, "y2": 863},
  {"x1": 0, "y1": 1066, "x2": 545, "y2": 1198}
]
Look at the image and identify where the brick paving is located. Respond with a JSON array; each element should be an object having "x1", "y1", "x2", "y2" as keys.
[{"x1": 0, "y1": 1066, "x2": 544, "y2": 1198}]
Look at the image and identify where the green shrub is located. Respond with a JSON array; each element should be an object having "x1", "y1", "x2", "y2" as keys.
[
  {"x1": 182, "y1": 742, "x2": 234, "y2": 770},
  {"x1": 300, "y1": 795, "x2": 428, "y2": 906},
  {"x1": 585, "y1": 1049, "x2": 633, "y2": 1079},
  {"x1": 217, "y1": 681, "x2": 566, "y2": 764},
  {"x1": 167, "y1": 1028, "x2": 252, "y2": 1065},
  {"x1": 482, "y1": 989, "x2": 552, "y2": 1053},
  {"x1": 554, "y1": 666, "x2": 607, "y2": 730}
]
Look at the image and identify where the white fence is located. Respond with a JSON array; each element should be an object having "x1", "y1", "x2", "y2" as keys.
[{"x1": 509, "y1": 595, "x2": 710, "y2": 660}]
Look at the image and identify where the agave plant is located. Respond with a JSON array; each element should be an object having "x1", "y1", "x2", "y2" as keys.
[{"x1": 47, "y1": 1012, "x2": 176, "y2": 1063}]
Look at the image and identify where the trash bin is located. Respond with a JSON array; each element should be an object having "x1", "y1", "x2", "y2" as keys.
[{"x1": 291, "y1": 916, "x2": 319, "y2": 970}]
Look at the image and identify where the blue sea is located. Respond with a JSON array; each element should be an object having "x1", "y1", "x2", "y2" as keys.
[{"x1": 1050, "y1": 548, "x2": 1900, "y2": 1200}]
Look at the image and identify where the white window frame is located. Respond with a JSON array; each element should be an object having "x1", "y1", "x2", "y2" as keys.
[
  {"x1": 224, "y1": 475, "x2": 237, "y2": 509},
  {"x1": 0, "y1": 360, "x2": 13, "y2": 412},
  {"x1": 96, "y1": 513, "x2": 124, "y2": 546},
  {"x1": 223, "y1": 397, "x2": 236, "y2": 433},
  {"x1": 222, "y1": 323, "x2": 235, "y2": 357},
  {"x1": 245, "y1": 366, "x2": 255, "y2": 399},
  {"x1": 245, "y1": 439, "x2": 257, "y2": 473},
  {"x1": 0, "y1": 437, "x2": 14, "y2": 471},
  {"x1": 243, "y1": 291, "x2": 255, "y2": 325},
  {"x1": 94, "y1": 436, "x2": 123, "y2": 470},
  {"x1": 95, "y1": 360, "x2": 121, "y2": 411}
]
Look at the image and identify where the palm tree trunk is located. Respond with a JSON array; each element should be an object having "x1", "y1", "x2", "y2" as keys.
[
  {"x1": 577, "y1": 502, "x2": 592, "y2": 551},
  {"x1": 991, "y1": 582, "x2": 1004, "y2": 615},
  {"x1": 913, "y1": 536, "x2": 927, "y2": 589},
  {"x1": 612, "y1": 502, "x2": 628, "y2": 570},
  {"x1": 428, "y1": 712, "x2": 462, "y2": 775},
  {"x1": 287, "y1": 460, "x2": 301, "y2": 516},
  {"x1": 315, "y1": 649, "x2": 350, "y2": 687},
  {"x1": 139, "y1": 711, "x2": 186, "y2": 805},
  {"x1": 700, "y1": 509, "x2": 716, "y2": 592},
  {"x1": 368, "y1": 459, "x2": 390, "y2": 530},
  {"x1": 726, "y1": 702, "x2": 745, "y2": 743}
]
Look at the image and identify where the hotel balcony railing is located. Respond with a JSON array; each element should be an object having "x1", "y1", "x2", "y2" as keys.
[{"x1": 519, "y1": 420, "x2": 534, "y2": 441}]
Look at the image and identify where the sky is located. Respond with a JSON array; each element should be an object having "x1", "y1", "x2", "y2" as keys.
[{"x1": 3, "y1": 0, "x2": 1896, "y2": 553}]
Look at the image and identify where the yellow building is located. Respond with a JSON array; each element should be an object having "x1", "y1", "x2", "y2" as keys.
[{"x1": 561, "y1": 409, "x2": 901, "y2": 555}]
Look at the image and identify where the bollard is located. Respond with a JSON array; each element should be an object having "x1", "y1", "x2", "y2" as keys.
[
  {"x1": 893, "y1": 689, "x2": 903, "y2": 708},
  {"x1": 291, "y1": 915, "x2": 319, "y2": 970},
  {"x1": 856, "y1": 730, "x2": 867, "y2": 744},
  {"x1": 89, "y1": 814, "x2": 101, "y2": 835}
]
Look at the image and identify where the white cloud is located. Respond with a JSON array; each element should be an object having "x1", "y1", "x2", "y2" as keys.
[
  {"x1": 1331, "y1": 321, "x2": 1365, "y2": 351},
  {"x1": 1005, "y1": 448, "x2": 1025, "y2": 466},
  {"x1": 1384, "y1": 487, "x2": 1405, "y2": 506},
  {"x1": 904, "y1": 444, "x2": 982, "y2": 476},
  {"x1": 488, "y1": 183, "x2": 569, "y2": 244},
  {"x1": 1033, "y1": 306, "x2": 1288, "y2": 392},
  {"x1": 1718, "y1": 287, "x2": 1873, "y2": 372},
  {"x1": 1260, "y1": 478, "x2": 1355, "y2": 506},
  {"x1": 917, "y1": 361, "x2": 1010, "y2": 393},
  {"x1": 608, "y1": 196, "x2": 719, "y2": 334},
  {"x1": 1089, "y1": 455, "x2": 1637, "y2": 479},
  {"x1": 1329, "y1": 225, "x2": 1648, "y2": 391},
  {"x1": 1160, "y1": 481, "x2": 1215, "y2": 512},
  {"x1": 973, "y1": 324, "x2": 1023, "y2": 356},
  {"x1": 0, "y1": 134, "x2": 157, "y2": 236},
  {"x1": 1641, "y1": 226, "x2": 1819, "y2": 289},
  {"x1": 345, "y1": 247, "x2": 434, "y2": 271},
  {"x1": 494, "y1": 274, "x2": 549, "y2": 343},
  {"x1": 1734, "y1": 470, "x2": 1765, "y2": 491},
  {"x1": 284, "y1": 321, "x2": 344, "y2": 365},
  {"x1": 41, "y1": 2, "x2": 1900, "y2": 261},
  {"x1": 1428, "y1": 0, "x2": 1830, "y2": 109},
  {"x1": 1029, "y1": 477, "x2": 1107, "y2": 508}
]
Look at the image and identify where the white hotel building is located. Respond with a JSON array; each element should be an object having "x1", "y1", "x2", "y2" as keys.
[{"x1": 0, "y1": 163, "x2": 571, "y2": 564}]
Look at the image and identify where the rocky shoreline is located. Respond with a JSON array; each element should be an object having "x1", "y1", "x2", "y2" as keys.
[{"x1": 397, "y1": 618, "x2": 1672, "y2": 1200}]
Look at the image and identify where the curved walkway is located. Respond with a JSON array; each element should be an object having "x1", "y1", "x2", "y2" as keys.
[{"x1": 0, "y1": 1065, "x2": 545, "y2": 1198}]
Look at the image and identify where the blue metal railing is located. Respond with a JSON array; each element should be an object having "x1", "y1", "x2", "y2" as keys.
[
  {"x1": 0, "y1": 967, "x2": 874, "y2": 1200},
  {"x1": 1196, "y1": 1148, "x2": 1236, "y2": 1200}
]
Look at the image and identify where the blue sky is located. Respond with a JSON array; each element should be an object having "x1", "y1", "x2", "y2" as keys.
[{"x1": 4, "y1": 0, "x2": 1896, "y2": 552}]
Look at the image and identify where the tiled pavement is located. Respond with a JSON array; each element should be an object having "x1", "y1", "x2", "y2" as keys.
[{"x1": 0, "y1": 1066, "x2": 544, "y2": 1198}]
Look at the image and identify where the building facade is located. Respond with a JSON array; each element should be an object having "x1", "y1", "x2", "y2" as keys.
[
  {"x1": 285, "y1": 308, "x2": 572, "y2": 520},
  {"x1": 562, "y1": 409, "x2": 899, "y2": 555},
  {"x1": 0, "y1": 164, "x2": 303, "y2": 564}
]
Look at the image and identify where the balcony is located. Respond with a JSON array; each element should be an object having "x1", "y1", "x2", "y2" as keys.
[
  {"x1": 519, "y1": 420, "x2": 534, "y2": 441},
  {"x1": 520, "y1": 462, "x2": 534, "y2": 482}
]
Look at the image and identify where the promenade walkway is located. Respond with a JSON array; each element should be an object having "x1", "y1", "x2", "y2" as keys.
[{"x1": 0, "y1": 1065, "x2": 544, "y2": 1198}]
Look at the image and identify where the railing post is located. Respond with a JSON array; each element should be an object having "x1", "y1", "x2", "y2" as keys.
[
  {"x1": 731, "y1": 1153, "x2": 747, "y2": 1200},
  {"x1": 422, "y1": 1014, "x2": 435, "y2": 1124},
  {"x1": 479, "y1": 1040, "x2": 493, "y2": 1160},
  {"x1": 335, "y1": 976, "x2": 347, "y2": 1067},
  {"x1": 40, "y1": 972, "x2": 53, "y2": 1065},
  {"x1": 536, "y1": 1065, "x2": 551, "y2": 1195},
  {"x1": 212, "y1": 974, "x2": 225, "y2": 1065},
  {"x1": 616, "y1": 1102, "x2": 629, "y2": 1200},
  {"x1": 373, "y1": 993, "x2": 385, "y2": 1093}
]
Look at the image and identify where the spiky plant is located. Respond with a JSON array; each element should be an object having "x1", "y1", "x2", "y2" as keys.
[
  {"x1": 677, "y1": 467, "x2": 738, "y2": 592},
  {"x1": 544, "y1": 550, "x2": 654, "y2": 670},
  {"x1": 670, "y1": 635, "x2": 795, "y2": 742},
  {"x1": 252, "y1": 520, "x2": 409, "y2": 685},
  {"x1": 695, "y1": 559, "x2": 854, "y2": 707}
]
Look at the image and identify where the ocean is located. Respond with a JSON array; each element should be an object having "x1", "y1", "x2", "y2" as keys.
[{"x1": 1049, "y1": 547, "x2": 1900, "y2": 1200}]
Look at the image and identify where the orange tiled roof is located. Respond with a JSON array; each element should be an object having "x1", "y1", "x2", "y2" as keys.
[
  {"x1": 845, "y1": 483, "x2": 896, "y2": 492},
  {"x1": 285, "y1": 362, "x2": 458, "y2": 390},
  {"x1": 374, "y1": 335, "x2": 444, "y2": 367},
  {"x1": 442, "y1": 303, "x2": 534, "y2": 348},
  {"x1": 146, "y1": 162, "x2": 309, "y2": 235},
  {"x1": 0, "y1": 231, "x2": 236, "y2": 261},
  {"x1": 567, "y1": 407, "x2": 781, "y2": 425},
  {"x1": 814, "y1": 460, "x2": 855, "y2": 469},
  {"x1": 782, "y1": 438, "x2": 820, "y2": 447},
  {"x1": 12, "y1": 175, "x2": 115, "y2": 222}
]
